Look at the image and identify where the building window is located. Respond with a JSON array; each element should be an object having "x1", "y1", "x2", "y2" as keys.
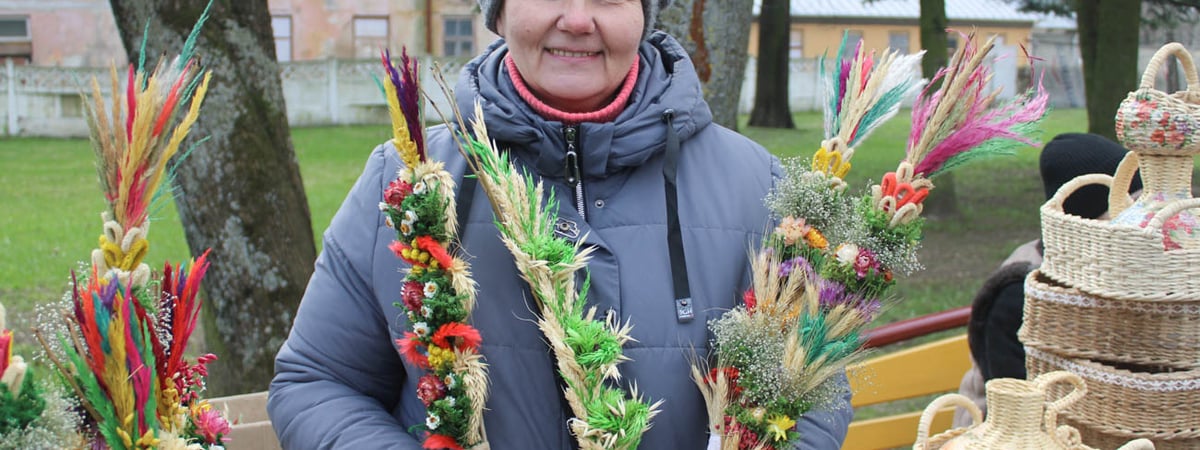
[
  {"x1": 272, "y1": 16, "x2": 292, "y2": 62},
  {"x1": 845, "y1": 29, "x2": 864, "y2": 45},
  {"x1": 789, "y1": 29, "x2": 804, "y2": 59},
  {"x1": 888, "y1": 31, "x2": 910, "y2": 54},
  {"x1": 0, "y1": 16, "x2": 29, "y2": 41},
  {"x1": 0, "y1": 16, "x2": 31, "y2": 64},
  {"x1": 61, "y1": 94, "x2": 84, "y2": 118},
  {"x1": 353, "y1": 16, "x2": 389, "y2": 59},
  {"x1": 443, "y1": 16, "x2": 474, "y2": 57}
]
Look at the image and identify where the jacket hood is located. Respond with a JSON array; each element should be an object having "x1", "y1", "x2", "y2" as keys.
[{"x1": 454, "y1": 31, "x2": 713, "y2": 179}]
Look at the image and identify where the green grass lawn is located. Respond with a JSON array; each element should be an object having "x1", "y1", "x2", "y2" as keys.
[
  {"x1": 0, "y1": 107, "x2": 1100, "y2": 427},
  {"x1": 0, "y1": 109, "x2": 1088, "y2": 368}
]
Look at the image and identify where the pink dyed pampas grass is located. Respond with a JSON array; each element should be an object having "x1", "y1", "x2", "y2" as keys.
[{"x1": 873, "y1": 30, "x2": 1049, "y2": 227}]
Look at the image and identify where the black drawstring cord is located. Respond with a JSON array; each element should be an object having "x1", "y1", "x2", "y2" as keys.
[{"x1": 662, "y1": 109, "x2": 694, "y2": 323}]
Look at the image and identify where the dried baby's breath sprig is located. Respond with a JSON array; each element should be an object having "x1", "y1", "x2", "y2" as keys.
[{"x1": 766, "y1": 159, "x2": 867, "y2": 247}]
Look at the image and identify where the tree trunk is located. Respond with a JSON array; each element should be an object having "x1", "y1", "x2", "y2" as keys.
[
  {"x1": 919, "y1": 0, "x2": 959, "y2": 218},
  {"x1": 108, "y1": 0, "x2": 315, "y2": 396},
  {"x1": 920, "y1": 0, "x2": 949, "y2": 85},
  {"x1": 1078, "y1": 0, "x2": 1142, "y2": 141},
  {"x1": 657, "y1": 0, "x2": 755, "y2": 131},
  {"x1": 747, "y1": 0, "x2": 795, "y2": 129}
]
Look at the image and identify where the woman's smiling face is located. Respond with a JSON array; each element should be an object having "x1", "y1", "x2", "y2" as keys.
[{"x1": 497, "y1": 0, "x2": 644, "y2": 112}]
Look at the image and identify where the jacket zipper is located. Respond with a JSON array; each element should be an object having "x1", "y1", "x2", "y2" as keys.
[
  {"x1": 559, "y1": 124, "x2": 587, "y2": 448},
  {"x1": 563, "y1": 125, "x2": 586, "y2": 220}
]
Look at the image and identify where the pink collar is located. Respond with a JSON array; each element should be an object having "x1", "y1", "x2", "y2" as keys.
[{"x1": 505, "y1": 55, "x2": 638, "y2": 124}]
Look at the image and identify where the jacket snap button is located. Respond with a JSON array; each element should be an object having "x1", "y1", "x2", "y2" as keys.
[{"x1": 594, "y1": 199, "x2": 605, "y2": 208}]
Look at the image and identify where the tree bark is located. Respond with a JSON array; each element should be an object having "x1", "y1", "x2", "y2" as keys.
[
  {"x1": 919, "y1": 0, "x2": 959, "y2": 218},
  {"x1": 920, "y1": 0, "x2": 949, "y2": 85},
  {"x1": 108, "y1": 0, "x2": 315, "y2": 395},
  {"x1": 747, "y1": 0, "x2": 795, "y2": 129},
  {"x1": 1078, "y1": 0, "x2": 1142, "y2": 141},
  {"x1": 658, "y1": 0, "x2": 755, "y2": 131}
]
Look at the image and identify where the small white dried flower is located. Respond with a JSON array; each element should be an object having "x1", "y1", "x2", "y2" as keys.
[{"x1": 413, "y1": 322, "x2": 430, "y2": 337}]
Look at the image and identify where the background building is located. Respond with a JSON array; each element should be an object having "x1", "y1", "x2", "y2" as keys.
[
  {"x1": 752, "y1": 0, "x2": 1041, "y2": 62},
  {"x1": 266, "y1": 0, "x2": 490, "y2": 62},
  {"x1": 0, "y1": 0, "x2": 126, "y2": 67},
  {"x1": 0, "y1": 0, "x2": 494, "y2": 67},
  {"x1": 3, "y1": 0, "x2": 1198, "y2": 135}
]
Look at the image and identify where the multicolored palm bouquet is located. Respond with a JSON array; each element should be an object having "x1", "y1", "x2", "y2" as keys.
[
  {"x1": 0, "y1": 302, "x2": 82, "y2": 447},
  {"x1": 697, "y1": 31, "x2": 1049, "y2": 449},
  {"x1": 428, "y1": 72, "x2": 660, "y2": 447},
  {"x1": 32, "y1": 4, "x2": 233, "y2": 449},
  {"x1": 376, "y1": 48, "x2": 490, "y2": 450}
]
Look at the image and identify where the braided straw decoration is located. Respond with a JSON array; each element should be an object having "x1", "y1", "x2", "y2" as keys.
[
  {"x1": 1026, "y1": 347, "x2": 1200, "y2": 444},
  {"x1": 89, "y1": 214, "x2": 151, "y2": 288},
  {"x1": 1020, "y1": 270, "x2": 1200, "y2": 369}
]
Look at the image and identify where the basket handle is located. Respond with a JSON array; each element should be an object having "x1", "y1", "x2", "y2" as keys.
[
  {"x1": 1107, "y1": 151, "x2": 1140, "y2": 217},
  {"x1": 1048, "y1": 174, "x2": 1114, "y2": 213},
  {"x1": 1143, "y1": 197, "x2": 1200, "y2": 236},
  {"x1": 1139, "y1": 42, "x2": 1200, "y2": 92},
  {"x1": 1035, "y1": 371, "x2": 1087, "y2": 442},
  {"x1": 914, "y1": 393, "x2": 981, "y2": 449}
]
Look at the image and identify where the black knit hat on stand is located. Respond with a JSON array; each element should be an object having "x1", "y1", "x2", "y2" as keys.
[
  {"x1": 477, "y1": 0, "x2": 674, "y2": 40},
  {"x1": 1040, "y1": 133, "x2": 1143, "y2": 219}
]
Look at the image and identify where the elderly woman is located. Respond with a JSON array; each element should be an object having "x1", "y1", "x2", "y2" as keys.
[{"x1": 267, "y1": 0, "x2": 853, "y2": 448}]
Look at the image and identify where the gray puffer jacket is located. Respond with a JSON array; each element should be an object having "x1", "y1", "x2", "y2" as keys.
[{"x1": 269, "y1": 32, "x2": 852, "y2": 449}]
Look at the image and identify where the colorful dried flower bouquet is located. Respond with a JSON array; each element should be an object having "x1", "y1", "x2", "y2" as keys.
[
  {"x1": 377, "y1": 48, "x2": 491, "y2": 450},
  {"x1": 29, "y1": 4, "x2": 233, "y2": 449},
  {"x1": 697, "y1": 32, "x2": 1049, "y2": 449}
]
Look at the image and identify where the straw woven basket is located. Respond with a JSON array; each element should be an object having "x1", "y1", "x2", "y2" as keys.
[
  {"x1": 913, "y1": 372, "x2": 1155, "y2": 450},
  {"x1": 1115, "y1": 42, "x2": 1200, "y2": 157},
  {"x1": 1025, "y1": 347, "x2": 1200, "y2": 447},
  {"x1": 1039, "y1": 170, "x2": 1200, "y2": 301},
  {"x1": 1040, "y1": 42, "x2": 1200, "y2": 300},
  {"x1": 1019, "y1": 270, "x2": 1200, "y2": 370},
  {"x1": 1062, "y1": 416, "x2": 1192, "y2": 450}
]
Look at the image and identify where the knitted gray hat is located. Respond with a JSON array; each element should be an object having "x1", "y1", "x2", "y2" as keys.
[{"x1": 478, "y1": 0, "x2": 673, "y2": 40}]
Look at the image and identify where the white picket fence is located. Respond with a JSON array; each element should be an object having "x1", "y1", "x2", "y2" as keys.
[
  {"x1": 0, "y1": 57, "x2": 471, "y2": 137},
  {"x1": 1, "y1": 49, "x2": 1068, "y2": 138}
]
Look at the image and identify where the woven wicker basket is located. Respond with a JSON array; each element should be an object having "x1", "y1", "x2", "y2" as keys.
[
  {"x1": 913, "y1": 372, "x2": 1155, "y2": 450},
  {"x1": 1115, "y1": 43, "x2": 1200, "y2": 157},
  {"x1": 1062, "y1": 416, "x2": 1192, "y2": 450},
  {"x1": 1020, "y1": 270, "x2": 1200, "y2": 370},
  {"x1": 1041, "y1": 42, "x2": 1200, "y2": 301},
  {"x1": 1025, "y1": 347, "x2": 1200, "y2": 446},
  {"x1": 1039, "y1": 170, "x2": 1200, "y2": 301}
]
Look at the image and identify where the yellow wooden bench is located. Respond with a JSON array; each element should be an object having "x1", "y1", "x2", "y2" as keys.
[
  {"x1": 208, "y1": 390, "x2": 280, "y2": 450},
  {"x1": 841, "y1": 307, "x2": 974, "y2": 450},
  {"x1": 209, "y1": 306, "x2": 973, "y2": 450}
]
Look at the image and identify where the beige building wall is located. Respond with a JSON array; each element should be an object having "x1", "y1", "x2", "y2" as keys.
[
  {"x1": 268, "y1": 0, "x2": 493, "y2": 60},
  {"x1": 0, "y1": 0, "x2": 126, "y2": 67},
  {"x1": 0, "y1": 0, "x2": 495, "y2": 67},
  {"x1": 750, "y1": 21, "x2": 1033, "y2": 65}
]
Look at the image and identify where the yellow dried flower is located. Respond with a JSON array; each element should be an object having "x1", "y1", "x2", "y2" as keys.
[
  {"x1": 805, "y1": 228, "x2": 828, "y2": 249},
  {"x1": 766, "y1": 414, "x2": 796, "y2": 442},
  {"x1": 428, "y1": 345, "x2": 456, "y2": 370}
]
